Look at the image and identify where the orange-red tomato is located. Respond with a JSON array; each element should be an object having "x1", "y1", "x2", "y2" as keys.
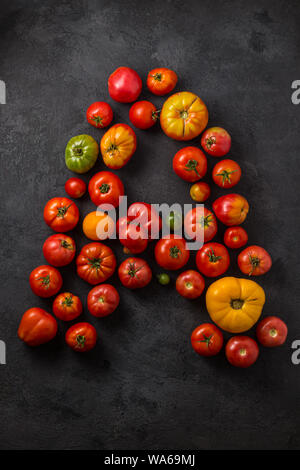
[
  {"x1": 224, "y1": 226, "x2": 248, "y2": 249},
  {"x1": 225, "y1": 336, "x2": 259, "y2": 368},
  {"x1": 118, "y1": 257, "x2": 152, "y2": 289},
  {"x1": 86, "y1": 101, "x2": 113, "y2": 128},
  {"x1": 76, "y1": 242, "x2": 116, "y2": 285},
  {"x1": 160, "y1": 92, "x2": 209, "y2": 141},
  {"x1": 18, "y1": 308, "x2": 58, "y2": 346},
  {"x1": 196, "y1": 242, "x2": 230, "y2": 277},
  {"x1": 29, "y1": 265, "x2": 63, "y2": 298},
  {"x1": 238, "y1": 245, "x2": 272, "y2": 276},
  {"x1": 127, "y1": 202, "x2": 162, "y2": 240},
  {"x1": 213, "y1": 193, "x2": 249, "y2": 226},
  {"x1": 184, "y1": 207, "x2": 217, "y2": 243},
  {"x1": 43, "y1": 233, "x2": 76, "y2": 267},
  {"x1": 65, "y1": 177, "x2": 87, "y2": 199},
  {"x1": 65, "y1": 322, "x2": 97, "y2": 352},
  {"x1": 147, "y1": 68, "x2": 178, "y2": 96},
  {"x1": 43, "y1": 197, "x2": 79, "y2": 232},
  {"x1": 212, "y1": 159, "x2": 241, "y2": 188},
  {"x1": 155, "y1": 235, "x2": 190, "y2": 271},
  {"x1": 52, "y1": 292, "x2": 82, "y2": 321},
  {"x1": 190, "y1": 182, "x2": 211, "y2": 202},
  {"x1": 176, "y1": 270, "x2": 205, "y2": 299},
  {"x1": 87, "y1": 284, "x2": 120, "y2": 317},
  {"x1": 88, "y1": 171, "x2": 124, "y2": 208},
  {"x1": 100, "y1": 123, "x2": 137, "y2": 169},
  {"x1": 201, "y1": 127, "x2": 231, "y2": 157},
  {"x1": 129, "y1": 101, "x2": 159, "y2": 129},
  {"x1": 173, "y1": 146, "x2": 207, "y2": 182},
  {"x1": 117, "y1": 216, "x2": 148, "y2": 254},
  {"x1": 191, "y1": 323, "x2": 224, "y2": 357}
]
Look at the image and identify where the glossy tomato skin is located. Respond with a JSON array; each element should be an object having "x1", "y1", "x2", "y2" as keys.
[
  {"x1": 201, "y1": 127, "x2": 231, "y2": 157},
  {"x1": 213, "y1": 193, "x2": 249, "y2": 226},
  {"x1": 65, "y1": 177, "x2": 87, "y2": 199},
  {"x1": 238, "y1": 245, "x2": 272, "y2": 276},
  {"x1": 256, "y1": 316, "x2": 288, "y2": 347},
  {"x1": 224, "y1": 226, "x2": 248, "y2": 249},
  {"x1": 44, "y1": 197, "x2": 79, "y2": 232},
  {"x1": 196, "y1": 242, "x2": 230, "y2": 278},
  {"x1": 86, "y1": 101, "x2": 113, "y2": 128},
  {"x1": 160, "y1": 92, "x2": 209, "y2": 141},
  {"x1": 87, "y1": 284, "x2": 120, "y2": 317},
  {"x1": 65, "y1": 322, "x2": 97, "y2": 352},
  {"x1": 43, "y1": 233, "x2": 76, "y2": 267},
  {"x1": 101, "y1": 123, "x2": 137, "y2": 169},
  {"x1": 108, "y1": 67, "x2": 142, "y2": 103},
  {"x1": 82, "y1": 211, "x2": 115, "y2": 241},
  {"x1": 173, "y1": 147, "x2": 207, "y2": 182},
  {"x1": 190, "y1": 182, "x2": 211, "y2": 202},
  {"x1": 52, "y1": 292, "x2": 82, "y2": 321},
  {"x1": 118, "y1": 257, "x2": 152, "y2": 289},
  {"x1": 225, "y1": 336, "x2": 259, "y2": 368},
  {"x1": 147, "y1": 68, "x2": 178, "y2": 96},
  {"x1": 18, "y1": 308, "x2": 58, "y2": 346},
  {"x1": 117, "y1": 216, "x2": 148, "y2": 254},
  {"x1": 191, "y1": 323, "x2": 223, "y2": 357},
  {"x1": 184, "y1": 207, "x2": 217, "y2": 243},
  {"x1": 76, "y1": 242, "x2": 116, "y2": 285},
  {"x1": 29, "y1": 265, "x2": 63, "y2": 298},
  {"x1": 88, "y1": 171, "x2": 124, "y2": 208},
  {"x1": 65, "y1": 134, "x2": 99, "y2": 174},
  {"x1": 212, "y1": 159, "x2": 241, "y2": 188},
  {"x1": 127, "y1": 202, "x2": 162, "y2": 240},
  {"x1": 129, "y1": 101, "x2": 159, "y2": 129},
  {"x1": 176, "y1": 270, "x2": 205, "y2": 299},
  {"x1": 155, "y1": 235, "x2": 190, "y2": 271}
]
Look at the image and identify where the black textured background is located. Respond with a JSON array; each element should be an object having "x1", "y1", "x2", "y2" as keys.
[{"x1": 0, "y1": 0, "x2": 299, "y2": 450}]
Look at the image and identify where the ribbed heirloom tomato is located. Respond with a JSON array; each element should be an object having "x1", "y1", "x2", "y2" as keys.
[
  {"x1": 213, "y1": 193, "x2": 249, "y2": 226},
  {"x1": 65, "y1": 134, "x2": 99, "y2": 174},
  {"x1": 88, "y1": 171, "x2": 124, "y2": 208},
  {"x1": 184, "y1": 207, "x2": 217, "y2": 243},
  {"x1": 176, "y1": 270, "x2": 205, "y2": 299},
  {"x1": 224, "y1": 226, "x2": 248, "y2": 249},
  {"x1": 160, "y1": 91, "x2": 209, "y2": 141},
  {"x1": 155, "y1": 235, "x2": 189, "y2": 270},
  {"x1": 87, "y1": 284, "x2": 120, "y2": 317},
  {"x1": 52, "y1": 292, "x2": 82, "y2": 321},
  {"x1": 118, "y1": 258, "x2": 152, "y2": 289},
  {"x1": 196, "y1": 242, "x2": 230, "y2": 277},
  {"x1": 147, "y1": 68, "x2": 178, "y2": 96},
  {"x1": 238, "y1": 245, "x2": 272, "y2": 276},
  {"x1": 29, "y1": 265, "x2": 63, "y2": 298},
  {"x1": 212, "y1": 159, "x2": 241, "y2": 188},
  {"x1": 129, "y1": 101, "x2": 159, "y2": 130},
  {"x1": 18, "y1": 308, "x2": 58, "y2": 346},
  {"x1": 76, "y1": 242, "x2": 116, "y2": 285},
  {"x1": 43, "y1": 233, "x2": 76, "y2": 267},
  {"x1": 117, "y1": 216, "x2": 148, "y2": 254},
  {"x1": 86, "y1": 101, "x2": 113, "y2": 128},
  {"x1": 173, "y1": 147, "x2": 207, "y2": 182},
  {"x1": 108, "y1": 67, "x2": 142, "y2": 103},
  {"x1": 101, "y1": 124, "x2": 137, "y2": 169},
  {"x1": 201, "y1": 127, "x2": 231, "y2": 157},
  {"x1": 65, "y1": 322, "x2": 97, "y2": 352},
  {"x1": 191, "y1": 323, "x2": 223, "y2": 357},
  {"x1": 65, "y1": 177, "x2": 86, "y2": 199},
  {"x1": 44, "y1": 197, "x2": 79, "y2": 232}
]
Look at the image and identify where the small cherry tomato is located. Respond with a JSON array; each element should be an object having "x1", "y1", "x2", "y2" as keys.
[
  {"x1": 176, "y1": 270, "x2": 205, "y2": 299},
  {"x1": 196, "y1": 242, "x2": 230, "y2": 278},
  {"x1": 173, "y1": 147, "x2": 207, "y2": 182},
  {"x1": 43, "y1": 233, "x2": 76, "y2": 267},
  {"x1": 108, "y1": 67, "x2": 142, "y2": 103},
  {"x1": 155, "y1": 235, "x2": 190, "y2": 271},
  {"x1": 190, "y1": 182, "x2": 211, "y2": 202},
  {"x1": 147, "y1": 68, "x2": 178, "y2": 96},
  {"x1": 191, "y1": 323, "x2": 223, "y2": 357},
  {"x1": 65, "y1": 177, "x2": 87, "y2": 199},
  {"x1": 129, "y1": 100, "x2": 159, "y2": 130},
  {"x1": 201, "y1": 127, "x2": 231, "y2": 157},
  {"x1": 18, "y1": 308, "x2": 58, "y2": 346},
  {"x1": 88, "y1": 171, "x2": 124, "y2": 208},
  {"x1": 212, "y1": 159, "x2": 241, "y2": 188},
  {"x1": 118, "y1": 257, "x2": 152, "y2": 289},
  {"x1": 65, "y1": 322, "x2": 97, "y2": 352},
  {"x1": 29, "y1": 265, "x2": 63, "y2": 298},
  {"x1": 117, "y1": 216, "x2": 148, "y2": 254},
  {"x1": 184, "y1": 207, "x2": 218, "y2": 243},
  {"x1": 43, "y1": 197, "x2": 79, "y2": 232},
  {"x1": 225, "y1": 336, "x2": 259, "y2": 368},
  {"x1": 224, "y1": 226, "x2": 248, "y2": 249},
  {"x1": 86, "y1": 101, "x2": 113, "y2": 128},
  {"x1": 87, "y1": 284, "x2": 120, "y2": 318},
  {"x1": 52, "y1": 292, "x2": 82, "y2": 321},
  {"x1": 238, "y1": 245, "x2": 272, "y2": 276},
  {"x1": 256, "y1": 316, "x2": 288, "y2": 347},
  {"x1": 157, "y1": 273, "x2": 170, "y2": 285}
]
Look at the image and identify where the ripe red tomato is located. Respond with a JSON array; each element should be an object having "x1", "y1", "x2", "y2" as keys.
[
  {"x1": 176, "y1": 270, "x2": 205, "y2": 299},
  {"x1": 127, "y1": 202, "x2": 162, "y2": 239},
  {"x1": 44, "y1": 197, "x2": 79, "y2": 232},
  {"x1": 238, "y1": 245, "x2": 272, "y2": 276},
  {"x1": 201, "y1": 127, "x2": 231, "y2": 157},
  {"x1": 117, "y1": 216, "x2": 148, "y2": 254},
  {"x1": 86, "y1": 101, "x2": 113, "y2": 128},
  {"x1": 65, "y1": 322, "x2": 97, "y2": 352},
  {"x1": 212, "y1": 159, "x2": 241, "y2": 188},
  {"x1": 43, "y1": 233, "x2": 76, "y2": 267},
  {"x1": 196, "y1": 242, "x2": 230, "y2": 277},
  {"x1": 129, "y1": 101, "x2": 159, "y2": 129},
  {"x1": 256, "y1": 316, "x2": 288, "y2": 347},
  {"x1": 76, "y1": 242, "x2": 116, "y2": 285},
  {"x1": 155, "y1": 235, "x2": 189, "y2": 270},
  {"x1": 29, "y1": 265, "x2": 63, "y2": 298},
  {"x1": 87, "y1": 284, "x2": 120, "y2": 317},
  {"x1": 225, "y1": 336, "x2": 259, "y2": 368},
  {"x1": 88, "y1": 171, "x2": 124, "y2": 208},
  {"x1": 173, "y1": 147, "x2": 207, "y2": 182},
  {"x1": 224, "y1": 226, "x2": 248, "y2": 249},
  {"x1": 191, "y1": 323, "x2": 223, "y2": 357},
  {"x1": 18, "y1": 308, "x2": 58, "y2": 346},
  {"x1": 52, "y1": 292, "x2": 82, "y2": 321},
  {"x1": 118, "y1": 257, "x2": 152, "y2": 289},
  {"x1": 213, "y1": 193, "x2": 249, "y2": 226},
  {"x1": 147, "y1": 68, "x2": 178, "y2": 96},
  {"x1": 65, "y1": 177, "x2": 87, "y2": 199},
  {"x1": 184, "y1": 207, "x2": 217, "y2": 243},
  {"x1": 190, "y1": 182, "x2": 211, "y2": 202},
  {"x1": 108, "y1": 66, "x2": 142, "y2": 103}
]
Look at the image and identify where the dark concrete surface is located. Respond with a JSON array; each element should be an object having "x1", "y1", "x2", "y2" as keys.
[{"x1": 0, "y1": 0, "x2": 299, "y2": 450}]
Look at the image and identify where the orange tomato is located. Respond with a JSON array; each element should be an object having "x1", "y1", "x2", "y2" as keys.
[
  {"x1": 82, "y1": 211, "x2": 115, "y2": 241},
  {"x1": 190, "y1": 182, "x2": 211, "y2": 202},
  {"x1": 100, "y1": 123, "x2": 137, "y2": 169},
  {"x1": 160, "y1": 91, "x2": 209, "y2": 141}
]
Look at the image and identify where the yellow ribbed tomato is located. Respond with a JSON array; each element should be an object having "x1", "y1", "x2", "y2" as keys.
[
  {"x1": 100, "y1": 123, "x2": 137, "y2": 169},
  {"x1": 160, "y1": 91, "x2": 209, "y2": 141},
  {"x1": 206, "y1": 277, "x2": 265, "y2": 333}
]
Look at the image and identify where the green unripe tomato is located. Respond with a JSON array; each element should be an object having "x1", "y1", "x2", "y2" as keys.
[
  {"x1": 157, "y1": 273, "x2": 170, "y2": 285},
  {"x1": 65, "y1": 134, "x2": 99, "y2": 174}
]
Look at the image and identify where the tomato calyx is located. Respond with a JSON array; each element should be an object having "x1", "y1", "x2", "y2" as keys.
[
  {"x1": 207, "y1": 247, "x2": 222, "y2": 263},
  {"x1": 200, "y1": 214, "x2": 213, "y2": 228},
  {"x1": 198, "y1": 334, "x2": 213, "y2": 348},
  {"x1": 248, "y1": 255, "x2": 260, "y2": 275},
  {"x1": 88, "y1": 257, "x2": 102, "y2": 270},
  {"x1": 127, "y1": 262, "x2": 143, "y2": 278},
  {"x1": 73, "y1": 147, "x2": 83, "y2": 157},
  {"x1": 231, "y1": 298, "x2": 244, "y2": 309},
  {"x1": 107, "y1": 143, "x2": 118, "y2": 154},
  {"x1": 185, "y1": 281, "x2": 193, "y2": 290},
  {"x1": 98, "y1": 296, "x2": 105, "y2": 303},
  {"x1": 216, "y1": 169, "x2": 237, "y2": 185},
  {"x1": 153, "y1": 72, "x2": 162, "y2": 81},
  {"x1": 205, "y1": 136, "x2": 216, "y2": 149},
  {"x1": 269, "y1": 328, "x2": 278, "y2": 338},
  {"x1": 57, "y1": 204, "x2": 72, "y2": 218},
  {"x1": 239, "y1": 348, "x2": 247, "y2": 357},
  {"x1": 185, "y1": 159, "x2": 200, "y2": 177},
  {"x1": 152, "y1": 109, "x2": 161, "y2": 122},
  {"x1": 91, "y1": 115, "x2": 104, "y2": 127},
  {"x1": 100, "y1": 183, "x2": 110, "y2": 193},
  {"x1": 76, "y1": 334, "x2": 86, "y2": 348},
  {"x1": 37, "y1": 274, "x2": 50, "y2": 287},
  {"x1": 180, "y1": 110, "x2": 189, "y2": 120},
  {"x1": 62, "y1": 295, "x2": 73, "y2": 307},
  {"x1": 169, "y1": 245, "x2": 181, "y2": 259},
  {"x1": 60, "y1": 239, "x2": 73, "y2": 250}
]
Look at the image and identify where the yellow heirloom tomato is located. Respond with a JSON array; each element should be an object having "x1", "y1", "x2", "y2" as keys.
[{"x1": 206, "y1": 277, "x2": 265, "y2": 333}]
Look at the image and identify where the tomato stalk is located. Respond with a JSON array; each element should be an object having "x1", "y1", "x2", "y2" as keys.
[
  {"x1": 91, "y1": 115, "x2": 104, "y2": 127},
  {"x1": 57, "y1": 203, "x2": 72, "y2": 218},
  {"x1": 62, "y1": 295, "x2": 73, "y2": 307},
  {"x1": 205, "y1": 136, "x2": 216, "y2": 149},
  {"x1": 185, "y1": 159, "x2": 201, "y2": 178},
  {"x1": 230, "y1": 298, "x2": 244, "y2": 309},
  {"x1": 216, "y1": 169, "x2": 237, "y2": 186},
  {"x1": 207, "y1": 247, "x2": 222, "y2": 263},
  {"x1": 37, "y1": 274, "x2": 50, "y2": 287},
  {"x1": 88, "y1": 257, "x2": 102, "y2": 270},
  {"x1": 76, "y1": 335, "x2": 86, "y2": 347},
  {"x1": 248, "y1": 255, "x2": 261, "y2": 275},
  {"x1": 100, "y1": 183, "x2": 110, "y2": 193},
  {"x1": 169, "y1": 246, "x2": 181, "y2": 258}
]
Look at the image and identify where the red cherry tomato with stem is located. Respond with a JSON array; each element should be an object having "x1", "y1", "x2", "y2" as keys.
[
  {"x1": 173, "y1": 147, "x2": 207, "y2": 182},
  {"x1": 212, "y1": 159, "x2": 241, "y2": 188},
  {"x1": 29, "y1": 265, "x2": 63, "y2": 298},
  {"x1": 65, "y1": 322, "x2": 97, "y2": 352},
  {"x1": 43, "y1": 197, "x2": 79, "y2": 232},
  {"x1": 238, "y1": 245, "x2": 272, "y2": 276},
  {"x1": 88, "y1": 171, "x2": 124, "y2": 208},
  {"x1": 118, "y1": 257, "x2": 152, "y2": 289},
  {"x1": 43, "y1": 233, "x2": 76, "y2": 267},
  {"x1": 155, "y1": 235, "x2": 190, "y2": 271},
  {"x1": 86, "y1": 101, "x2": 113, "y2": 128},
  {"x1": 191, "y1": 323, "x2": 223, "y2": 357},
  {"x1": 52, "y1": 292, "x2": 82, "y2": 321},
  {"x1": 184, "y1": 207, "x2": 218, "y2": 243},
  {"x1": 129, "y1": 101, "x2": 159, "y2": 130},
  {"x1": 201, "y1": 127, "x2": 231, "y2": 157},
  {"x1": 147, "y1": 68, "x2": 178, "y2": 96},
  {"x1": 196, "y1": 242, "x2": 230, "y2": 277}
]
